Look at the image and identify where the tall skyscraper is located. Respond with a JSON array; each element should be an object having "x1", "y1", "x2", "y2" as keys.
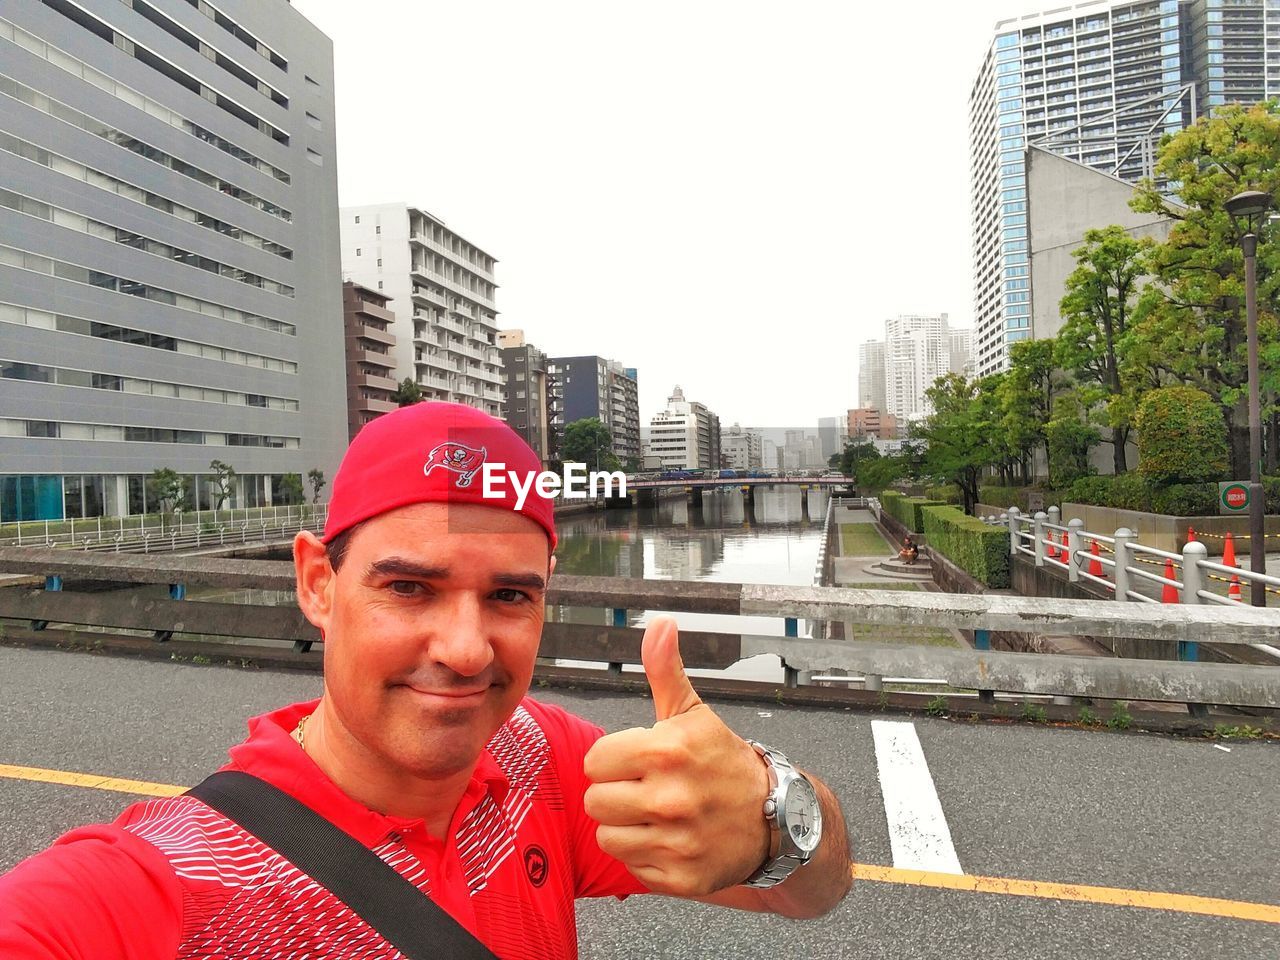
[
  {"x1": 857, "y1": 340, "x2": 886, "y2": 412},
  {"x1": 884, "y1": 313, "x2": 951, "y2": 423},
  {"x1": 949, "y1": 327, "x2": 975, "y2": 378},
  {"x1": 0, "y1": 0, "x2": 345, "y2": 520},
  {"x1": 341, "y1": 203, "x2": 503, "y2": 416},
  {"x1": 972, "y1": 0, "x2": 1280, "y2": 377}
]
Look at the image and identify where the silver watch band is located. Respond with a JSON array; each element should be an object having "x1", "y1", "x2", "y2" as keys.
[
  {"x1": 741, "y1": 740, "x2": 813, "y2": 889},
  {"x1": 744, "y1": 852, "x2": 808, "y2": 888}
]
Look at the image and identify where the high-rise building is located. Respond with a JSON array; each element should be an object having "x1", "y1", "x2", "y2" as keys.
[
  {"x1": 546, "y1": 355, "x2": 640, "y2": 464},
  {"x1": 857, "y1": 340, "x2": 886, "y2": 412},
  {"x1": 817, "y1": 416, "x2": 847, "y2": 462},
  {"x1": 848, "y1": 408, "x2": 898, "y2": 440},
  {"x1": 341, "y1": 282, "x2": 397, "y2": 440},
  {"x1": 341, "y1": 204, "x2": 503, "y2": 416},
  {"x1": 885, "y1": 313, "x2": 951, "y2": 423},
  {"x1": 644, "y1": 386, "x2": 721, "y2": 471},
  {"x1": 971, "y1": 0, "x2": 1280, "y2": 377},
  {"x1": 0, "y1": 0, "x2": 346, "y2": 520},
  {"x1": 949, "y1": 327, "x2": 975, "y2": 378},
  {"x1": 498, "y1": 330, "x2": 553, "y2": 463},
  {"x1": 720, "y1": 423, "x2": 763, "y2": 471}
]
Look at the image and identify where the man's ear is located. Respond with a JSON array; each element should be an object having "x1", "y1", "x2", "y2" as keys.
[
  {"x1": 294, "y1": 530, "x2": 335, "y2": 632},
  {"x1": 548, "y1": 553, "x2": 557, "y2": 581}
]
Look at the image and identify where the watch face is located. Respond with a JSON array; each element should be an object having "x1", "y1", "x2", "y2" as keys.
[{"x1": 783, "y1": 777, "x2": 822, "y2": 853}]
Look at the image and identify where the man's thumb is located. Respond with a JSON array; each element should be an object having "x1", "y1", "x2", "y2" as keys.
[{"x1": 641, "y1": 616, "x2": 702, "y2": 721}]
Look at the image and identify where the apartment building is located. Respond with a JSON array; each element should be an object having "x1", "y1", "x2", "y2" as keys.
[
  {"x1": 341, "y1": 281, "x2": 397, "y2": 440},
  {"x1": 0, "y1": 0, "x2": 345, "y2": 520},
  {"x1": 341, "y1": 203, "x2": 503, "y2": 416},
  {"x1": 498, "y1": 329, "x2": 554, "y2": 463},
  {"x1": 644, "y1": 386, "x2": 721, "y2": 471},
  {"x1": 720, "y1": 423, "x2": 763, "y2": 471},
  {"x1": 547, "y1": 355, "x2": 640, "y2": 464}
]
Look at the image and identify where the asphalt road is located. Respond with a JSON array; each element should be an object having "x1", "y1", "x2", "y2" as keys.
[{"x1": 1, "y1": 645, "x2": 1276, "y2": 959}]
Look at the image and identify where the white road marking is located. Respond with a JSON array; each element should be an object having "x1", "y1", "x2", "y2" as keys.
[{"x1": 871, "y1": 720, "x2": 963, "y2": 875}]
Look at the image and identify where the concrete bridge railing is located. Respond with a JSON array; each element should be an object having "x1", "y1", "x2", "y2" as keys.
[{"x1": 0, "y1": 547, "x2": 1276, "y2": 711}]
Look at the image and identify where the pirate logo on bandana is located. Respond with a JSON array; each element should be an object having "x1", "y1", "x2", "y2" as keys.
[{"x1": 423, "y1": 441, "x2": 487, "y2": 488}]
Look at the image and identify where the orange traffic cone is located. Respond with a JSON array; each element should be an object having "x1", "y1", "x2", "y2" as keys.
[
  {"x1": 1224, "y1": 531, "x2": 1238, "y2": 569},
  {"x1": 1229, "y1": 575, "x2": 1243, "y2": 602},
  {"x1": 1161, "y1": 559, "x2": 1179, "y2": 603},
  {"x1": 1046, "y1": 533, "x2": 1058, "y2": 560},
  {"x1": 1187, "y1": 526, "x2": 1196, "y2": 543},
  {"x1": 1089, "y1": 540, "x2": 1104, "y2": 578},
  {"x1": 1062, "y1": 531, "x2": 1070, "y2": 562}
]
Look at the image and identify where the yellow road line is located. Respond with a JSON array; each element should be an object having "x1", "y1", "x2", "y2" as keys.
[
  {"x1": 853, "y1": 863, "x2": 1280, "y2": 925},
  {"x1": 0, "y1": 763, "x2": 186, "y2": 798},
  {"x1": 3, "y1": 763, "x2": 1278, "y2": 925}
]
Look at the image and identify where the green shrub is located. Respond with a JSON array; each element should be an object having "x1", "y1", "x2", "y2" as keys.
[
  {"x1": 924, "y1": 484, "x2": 962, "y2": 505},
  {"x1": 921, "y1": 504, "x2": 1011, "y2": 588},
  {"x1": 1103, "y1": 472, "x2": 1153, "y2": 511},
  {"x1": 879, "y1": 492, "x2": 946, "y2": 534},
  {"x1": 1149, "y1": 483, "x2": 1219, "y2": 517},
  {"x1": 1136, "y1": 386, "x2": 1229, "y2": 485},
  {"x1": 1066, "y1": 475, "x2": 1113, "y2": 506},
  {"x1": 978, "y1": 485, "x2": 1022, "y2": 509}
]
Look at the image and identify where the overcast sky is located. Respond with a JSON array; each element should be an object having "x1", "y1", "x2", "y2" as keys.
[{"x1": 292, "y1": 0, "x2": 1057, "y2": 429}]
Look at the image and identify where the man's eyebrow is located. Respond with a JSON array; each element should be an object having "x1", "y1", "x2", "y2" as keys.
[
  {"x1": 493, "y1": 572, "x2": 546, "y2": 590},
  {"x1": 366, "y1": 558, "x2": 450, "y2": 580}
]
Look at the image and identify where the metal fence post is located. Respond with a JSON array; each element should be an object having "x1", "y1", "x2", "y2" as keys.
[
  {"x1": 1113, "y1": 528, "x2": 1134, "y2": 602},
  {"x1": 1047, "y1": 505, "x2": 1060, "y2": 531},
  {"x1": 1179, "y1": 540, "x2": 1207, "y2": 662},
  {"x1": 1067, "y1": 518, "x2": 1084, "y2": 583},
  {"x1": 1007, "y1": 507, "x2": 1020, "y2": 556},
  {"x1": 1033, "y1": 512, "x2": 1047, "y2": 566}
]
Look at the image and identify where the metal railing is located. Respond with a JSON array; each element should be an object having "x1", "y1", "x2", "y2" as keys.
[{"x1": 0, "y1": 504, "x2": 327, "y2": 553}]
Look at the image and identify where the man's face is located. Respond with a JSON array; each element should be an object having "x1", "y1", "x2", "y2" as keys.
[{"x1": 307, "y1": 502, "x2": 551, "y2": 780}]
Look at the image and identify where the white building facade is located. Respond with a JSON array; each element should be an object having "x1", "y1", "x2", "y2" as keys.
[
  {"x1": 341, "y1": 204, "x2": 503, "y2": 416},
  {"x1": 884, "y1": 313, "x2": 952, "y2": 423},
  {"x1": 644, "y1": 386, "x2": 721, "y2": 470},
  {"x1": 720, "y1": 423, "x2": 763, "y2": 471},
  {"x1": 857, "y1": 340, "x2": 886, "y2": 412}
]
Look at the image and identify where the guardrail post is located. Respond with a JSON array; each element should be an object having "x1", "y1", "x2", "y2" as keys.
[
  {"x1": 1067, "y1": 518, "x2": 1084, "y2": 583},
  {"x1": 31, "y1": 575, "x2": 61, "y2": 631},
  {"x1": 606, "y1": 607, "x2": 627, "y2": 675},
  {"x1": 1007, "y1": 507, "x2": 1020, "y2": 556},
  {"x1": 1033, "y1": 512, "x2": 1047, "y2": 566},
  {"x1": 1047, "y1": 505, "x2": 1060, "y2": 531},
  {"x1": 1113, "y1": 528, "x2": 1133, "y2": 602},
  {"x1": 784, "y1": 617, "x2": 798, "y2": 638},
  {"x1": 155, "y1": 583, "x2": 186, "y2": 642},
  {"x1": 1178, "y1": 540, "x2": 1206, "y2": 664}
]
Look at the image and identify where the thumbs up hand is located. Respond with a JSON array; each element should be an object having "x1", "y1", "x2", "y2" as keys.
[{"x1": 583, "y1": 617, "x2": 772, "y2": 897}]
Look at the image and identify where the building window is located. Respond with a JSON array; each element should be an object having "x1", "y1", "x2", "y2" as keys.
[
  {"x1": 377, "y1": 258, "x2": 382, "y2": 267},
  {"x1": 356, "y1": 248, "x2": 362, "y2": 256},
  {"x1": 376, "y1": 226, "x2": 381, "y2": 235},
  {"x1": 355, "y1": 216, "x2": 361, "y2": 224}
]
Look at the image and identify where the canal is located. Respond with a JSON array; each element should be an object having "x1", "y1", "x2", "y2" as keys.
[{"x1": 550, "y1": 486, "x2": 831, "y2": 682}]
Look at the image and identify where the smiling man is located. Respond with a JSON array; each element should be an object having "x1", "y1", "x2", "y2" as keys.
[{"x1": 0, "y1": 401, "x2": 852, "y2": 959}]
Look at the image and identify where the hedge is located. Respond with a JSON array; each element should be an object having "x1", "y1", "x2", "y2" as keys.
[
  {"x1": 880, "y1": 491, "x2": 947, "y2": 534},
  {"x1": 923, "y1": 484, "x2": 962, "y2": 505},
  {"x1": 921, "y1": 505, "x2": 1011, "y2": 589}
]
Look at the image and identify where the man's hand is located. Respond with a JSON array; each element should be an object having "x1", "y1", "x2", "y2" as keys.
[{"x1": 582, "y1": 616, "x2": 771, "y2": 897}]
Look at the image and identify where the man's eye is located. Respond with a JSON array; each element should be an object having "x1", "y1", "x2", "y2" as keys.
[
  {"x1": 492, "y1": 588, "x2": 530, "y2": 603},
  {"x1": 389, "y1": 581, "x2": 421, "y2": 596}
]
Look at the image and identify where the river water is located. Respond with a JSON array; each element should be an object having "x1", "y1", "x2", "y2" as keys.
[{"x1": 550, "y1": 486, "x2": 831, "y2": 682}]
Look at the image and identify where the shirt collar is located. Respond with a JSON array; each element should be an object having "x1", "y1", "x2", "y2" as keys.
[{"x1": 222, "y1": 698, "x2": 511, "y2": 846}]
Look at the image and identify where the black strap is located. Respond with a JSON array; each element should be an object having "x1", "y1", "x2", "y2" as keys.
[{"x1": 187, "y1": 770, "x2": 499, "y2": 960}]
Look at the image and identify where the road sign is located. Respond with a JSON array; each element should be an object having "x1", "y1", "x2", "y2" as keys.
[{"x1": 1219, "y1": 481, "x2": 1250, "y2": 514}]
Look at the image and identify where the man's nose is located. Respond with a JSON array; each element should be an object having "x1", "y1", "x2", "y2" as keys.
[{"x1": 427, "y1": 593, "x2": 495, "y2": 678}]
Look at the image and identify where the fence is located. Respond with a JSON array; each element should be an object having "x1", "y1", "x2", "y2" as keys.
[
  {"x1": 0, "y1": 547, "x2": 1276, "y2": 711},
  {"x1": 0, "y1": 504, "x2": 327, "y2": 553}
]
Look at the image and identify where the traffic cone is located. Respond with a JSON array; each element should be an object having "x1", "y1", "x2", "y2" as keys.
[
  {"x1": 1229, "y1": 575, "x2": 1243, "y2": 602},
  {"x1": 1046, "y1": 533, "x2": 1058, "y2": 560},
  {"x1": 1161, "y1": 559, "x2": 1179, "y2": 603},
  {"x1": 1223, "y1": 531, "x2": 1238, "y2": 569},
  {"x1": 1089, "y1": 540, "x2": 1104, "y2": 577},
  {"x1": 1062, "y1": 531, "x2": 1070, "y2": 562},
  {"x1": 1187, "y1": 526, "x2": 1196, "y2": 543}
]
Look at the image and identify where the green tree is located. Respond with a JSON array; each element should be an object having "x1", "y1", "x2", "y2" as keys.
[
  {"x1": 307, "y1": 468, "x2": 327, "y2": 504},
  {"x1": 561, "y1": 418, "x2": 620, "y2": 472},
  {"x1": 1044, "y1": 394, "x2": 1099, "y2": 486},
  {"x1": 391, "y1": 377, "x2": 423, "y2": 407},
  {"x1": 834, "y1": 439, "x2": 880, "y2": 481},
  {"x1": 917, "y1": 374, "x2": 996, "y2": 516},
  {"x1": 208, "y1": 459, "x2": 236, "y2": 510},
  {"x1": 1135, "y1": 386, "x2": 1229, "y2": 484},
  {"x1": 278, "y1": 473, "x2": 305, "y2": 506},
  {"x1": 1057, "y1": 225, "x2": 1153, "y2": 474},
  {"x1": 1130, "y1": 101, "x2": 1280, "y2": 478},
  {"x1": 147, "y1": 467, "x2": 189, "y2": 530}
]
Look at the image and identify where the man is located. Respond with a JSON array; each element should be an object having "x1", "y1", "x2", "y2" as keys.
[{"x1": 0, "y1": 402, "x2": 852, "y2": 958}]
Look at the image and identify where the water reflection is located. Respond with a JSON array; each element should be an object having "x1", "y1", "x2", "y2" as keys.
[{"x1": 551, "y1": 486, "x2": 830, "y2": 681}]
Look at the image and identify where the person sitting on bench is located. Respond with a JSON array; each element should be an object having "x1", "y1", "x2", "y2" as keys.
[{"x1": 899, "y1": 536, "x2": 919, "y2": 565}]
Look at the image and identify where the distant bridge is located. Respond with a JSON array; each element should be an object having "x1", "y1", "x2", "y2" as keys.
[{"x1": 625, "y1": 476, "x2": 853, "y2": 490}]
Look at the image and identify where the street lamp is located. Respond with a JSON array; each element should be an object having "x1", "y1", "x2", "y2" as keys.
[{"x1": 1224, "y1": 189, "x2": 1272, "y2": 606}]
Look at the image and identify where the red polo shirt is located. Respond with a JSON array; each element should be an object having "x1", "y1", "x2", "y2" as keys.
[{"x1": 0, "y1": 697, "x2": 647, "y2": 959}]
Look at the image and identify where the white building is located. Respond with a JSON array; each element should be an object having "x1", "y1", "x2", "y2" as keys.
[
  {"x1": 721, "y1": 424, "x2": 763, "y2": 471},
  {"x1": 644, "y1": 386, "x2": 721, "y2": 470},
  {"x1": 949, "y1": 328, "x2": 975, "y2": 379},
  {"x1": 884, "y1": 313, "x2": 951, "y2": 423},
  {"x1": 341, "y1": 204, "x2": 503, "y2": 416},
  {"x1": 857, "y1": 340, "x2": 886, "y2": 413}
]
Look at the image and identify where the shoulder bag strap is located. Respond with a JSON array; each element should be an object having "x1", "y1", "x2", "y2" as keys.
[{"x1": 187, "y1": 770, "x2": 499, "y2": 960}]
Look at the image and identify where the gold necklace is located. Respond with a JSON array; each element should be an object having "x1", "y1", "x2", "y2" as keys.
[{"x1": 293, "y1": 714, "x2": 309, "y2": 751}]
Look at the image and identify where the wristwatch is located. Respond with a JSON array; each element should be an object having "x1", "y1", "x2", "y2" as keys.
[{"x1": 741, "y1": 740, "x2": 823, "y2": 888}]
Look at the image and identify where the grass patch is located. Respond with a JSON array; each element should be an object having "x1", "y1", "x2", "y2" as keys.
[
  {"x1": 835, "y1": 581, "x2": 958, "y2": 647},
  {"x1": 839, "y1": 523, "x2": 892, "y2": 557}
]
